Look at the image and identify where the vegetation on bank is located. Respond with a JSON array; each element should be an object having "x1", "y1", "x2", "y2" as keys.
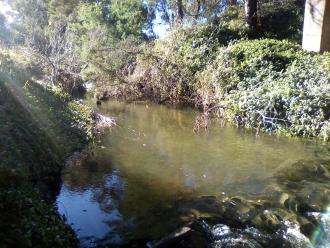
[
  {"x1": 98, "y1": 30, "x2": 330, "y2": 140},
  {"x1": 0, "y1": 47, "x2": 94, "y2": 247},
  {"x1": 198, "y1": 39, "x2": 330, "y2": 139},
  {"x1": 4, "y1": 0, "x2": 327, "y2": 140}
]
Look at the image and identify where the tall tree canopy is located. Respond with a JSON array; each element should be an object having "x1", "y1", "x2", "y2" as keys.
[
  {"x1": 6, "y1": 0, "x2": 305, "y2": 91},
  {"x1": 8, "y1": 0, "x2": 157, "y2": 84},
  {"x1": 156, "y1": 0, "x2": 230, "y2": 25},
  {"x1": 0, "y1": 14, "x2": 8, "y2": 42}
]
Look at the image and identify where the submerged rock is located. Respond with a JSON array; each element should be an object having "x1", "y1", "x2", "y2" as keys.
[
  {"x1": 299, "y1": 218, "x2": 315, "y2": 238},
  {"x1": 153, "y1": 226, "x2": 208, "y2": 248},
  {"x1": 276, "y1": 160, "x2": 330, "y2": 182}
]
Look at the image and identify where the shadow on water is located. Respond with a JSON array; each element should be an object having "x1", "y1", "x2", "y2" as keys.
[{"x1": 57, "y1": 100, "x2": 330, "y2": 247}]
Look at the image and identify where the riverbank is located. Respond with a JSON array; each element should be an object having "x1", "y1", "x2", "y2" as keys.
[
  {"x1": 94, "y1": 26, "x2": 330, "y2": 141},
  {"x1": 0, "y1": 47, "x2": 100, "y2": 247}
]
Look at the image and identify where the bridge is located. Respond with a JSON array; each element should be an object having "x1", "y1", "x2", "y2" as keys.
[{"x1": 303, "y1": 0, "x2": 330, "y2": 52}]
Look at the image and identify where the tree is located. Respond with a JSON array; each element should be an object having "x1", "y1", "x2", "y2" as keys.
[
  {"x1": 177, "y1": 0, "x2": 184, "y2": 22},
  {"x1": 46, "y1": 0, "x2": 80, "y2": 17},
  {"x1": 244, "y1": 0, "x2": 258, "y2": 30},
  {"x1": 109, "y1": 0, "x2": 156, "y2": 39},
  {"x1": 9, "y1": 0, "x2": 48, "y2": 45},
  {"x1": 157, "y1": 0, "x2": 225, "y2": 25},
  {"x1": 0, "y1": 14, "x2": 9, "y2": 43}
]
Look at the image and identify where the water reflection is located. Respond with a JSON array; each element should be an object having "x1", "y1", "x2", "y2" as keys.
[
  {"x1": 57, "y1": 100, "x2": 330, "y2": 246},
  {"x1": 58, "y1": 168, "x2": 127, "y2": 246}
]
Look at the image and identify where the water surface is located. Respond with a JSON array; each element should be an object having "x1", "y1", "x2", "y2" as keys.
[{"x1": 57, "y1": 100, "x2": 330, "y2": 246}]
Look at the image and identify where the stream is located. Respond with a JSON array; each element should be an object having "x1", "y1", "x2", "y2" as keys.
[{"x1": 57, "y1": 100, "x2": 330, "y2": 247}]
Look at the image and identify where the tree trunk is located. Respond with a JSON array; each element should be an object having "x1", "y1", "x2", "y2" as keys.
[
  {"x1": 177, "y1": 0, "x2": 184, "y2": 22},
  {"x1": 244, "y1": 0, "x2": 258, "y2": 30},
  {"x1": 192, "y1": 0, "x2": 201, "y2": 21},
  {"x1": 227, "y1": 0, "x2": 237, "y2": 6}
]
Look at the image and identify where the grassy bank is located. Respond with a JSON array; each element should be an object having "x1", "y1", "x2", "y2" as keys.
[
  {"x1": 95, "y1": 24, "x2": 330, "y2": 141},
  {"x1": 0, "y1": 47, "x2": 94, "y2": 247}
]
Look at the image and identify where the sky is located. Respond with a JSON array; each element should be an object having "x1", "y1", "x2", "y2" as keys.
[
  {"x1": 153, "y1": 9, "x2": 169, "y2": 38},
  {"x1": 0, "y1": 1, "x2": 16, "y2": 24}
]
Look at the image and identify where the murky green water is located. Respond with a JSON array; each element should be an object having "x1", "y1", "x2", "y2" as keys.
[{"x1": 57, "y1": 100, "x2": 330, "y2": 247}]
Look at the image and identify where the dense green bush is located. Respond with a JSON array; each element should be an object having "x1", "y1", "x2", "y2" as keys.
[
  {"x1": 115, "y1": 37, "x2": 330, "y2": 140},
  {"x1": 198, "y1": 39, "x2": 303, "y2": 93},
  {"x1": 197, "y1": 39, "x2": 330, "y2": 140}
]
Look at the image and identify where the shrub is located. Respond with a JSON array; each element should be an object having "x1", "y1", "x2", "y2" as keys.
[
  {"x1": 96, "y1": 26, "x2": 330, "y2": 141},
  {"x1": 102, "y1": 21, "x2": 248, "y2": 104},
  {"x1": 197, "y1": 39, "x2": 330, "y2": 140}
]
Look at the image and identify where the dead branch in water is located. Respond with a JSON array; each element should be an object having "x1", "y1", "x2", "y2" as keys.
[
  {"x1": 193, "y1": 104, "x2": 291, "y2": 133},
  {"x1": 92, "y1": 112, "x2": 115, "y2": 138},
  {"x1": 194, "y1": 105, "x2": 228, "y2": 133}
]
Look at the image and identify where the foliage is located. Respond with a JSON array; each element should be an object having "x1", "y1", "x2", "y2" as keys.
[
  {"x1": 8, "y1": 0, "x2": 307, "y2": 98},
  {"x1": 67, "y1": 2, "x2": 117, "y2": 82},
  {"x1": 157, "y1": 0, "x2": 228, "y2": 24},
  {"x1": 94, "y1": 0, "x2": 306, "y2": 103},
  {"x1": 65, "y1": 0, "x2": 155, "y2": 87},
  {"x1": 100, "y1": 20, "x2": 248, "y2": 103},
  {"x1": 0, "y1": 180, "x2": 77, "y2": 247},
  {"x1": 47, "y1": 0, "x2": 80, "y2": 17},
  {"x1": 211, "y1": 2, "x2": 304, "y2": 41},
  {"x1": 10, "y1": 0, "x2": 49, "y2": 45},
  {"x1": 9, "y1": 0, "x2": 156, "y2": 94},
  {"x1": 0, "y1": 48, "x2": 93, "y2": 246},
  {"x1": 109, "y1": 0, "x2": 156, "y2": 39},
  {"x1": 0, "y1": 14, "x2": 11, "y2": 44},
  {"x1": 197, "y1": 39, "x2": 330, "y2": 140},
  {"x1": 259, "y1": 0, "x2": 304, "y2": 42}
]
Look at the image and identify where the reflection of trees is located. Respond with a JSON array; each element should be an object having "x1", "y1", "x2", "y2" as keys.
[
  {"x1": 62, "y1": 149, "x2": 200, "y2": 241},
  {"x1": 92, "y1": 169, "x2": 126, "y2": 213},
  {"x1": 63, "y1": 154, "x2": 126, "y2": 214},
  {"x1": 63, "y1": 151, "x2": 114, "y2": 192},
  {"x1": 62, "y1": 157, "x2": 128, "y2": 245},
  {"x1": 61, "y1": 101, "x2": 330, "y2": 244}
]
